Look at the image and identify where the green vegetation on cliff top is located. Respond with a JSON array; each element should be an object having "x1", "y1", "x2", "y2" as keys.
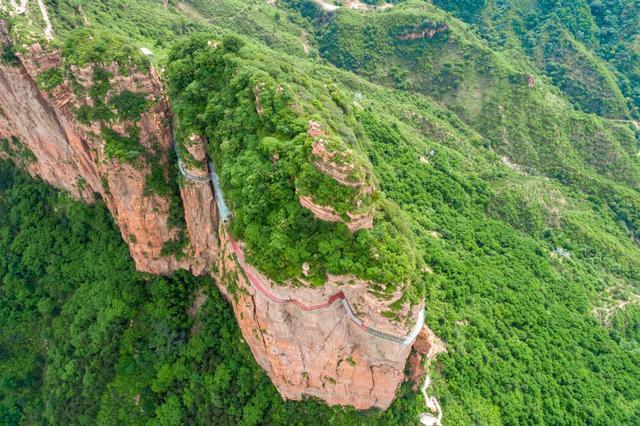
[
  {"x1": 167, "y1": 34, "x2": 422, "y2": 299},
  {"x1": 1, "y1": 0, "x2": 640, "y2": 424}
]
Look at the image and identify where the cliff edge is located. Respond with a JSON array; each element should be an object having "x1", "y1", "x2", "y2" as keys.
[{"x1": 0, "y1": 25, "x2": 441, "y2": 410}]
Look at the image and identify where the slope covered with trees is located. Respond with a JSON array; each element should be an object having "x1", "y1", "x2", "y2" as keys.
[
  {"x1": 0, "y1": 160, "x2": 423, "y2": 425},
  {"x1": 433, "y1": 0, "x2": 640, "y2": 118},
  {"x1": 1, "y1": 0, "x2": 640, "y2": 425}
]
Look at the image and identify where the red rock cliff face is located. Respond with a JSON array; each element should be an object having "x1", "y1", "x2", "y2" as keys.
[
  {"x1": 179, "y1": 137, "x2": 219, "y2": 275},
  {"x1": 0, "y1": 50, "x2": 99, "y2": 200},
  {"x1": 1, "y1": 27, "x2": 435, "y2": 411},
  {"x1": 0, "y1": 26, "x2": 203, "y2": 275},
  {"x1": 177, "y1": 137, "x2": 429, "y2": 410},
  {"x1": 214, "y1": 224, "x2": 425, "y2": 410}
]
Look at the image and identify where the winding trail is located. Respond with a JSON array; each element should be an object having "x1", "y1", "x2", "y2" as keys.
[
  {"x1": 36, "y1": 0, "x2": 53, "y2": 41},
  {"x1": 610, "y1": 119, "x2": 640, "y2": 130},
  {"x1": 175, "y1": 140, "x2": 424, "y2": 345},
  {"x1": 420, "y1": 375, "x2": 443, "y2": 426},
  {"x1": 7, "y1": 0, "x2": 53, "y2": 40}
]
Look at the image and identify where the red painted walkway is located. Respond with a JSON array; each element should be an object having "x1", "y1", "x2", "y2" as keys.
[
  {"x1": 229, "y1": 232, "x2": 346, "y2": 310},
  {"x1": 228, "y1": 230, "x2": 375, "y2": 335}
]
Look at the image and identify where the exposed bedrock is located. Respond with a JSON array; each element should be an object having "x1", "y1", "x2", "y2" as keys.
[
  {"x1": 0, "y1": 28, "x2": 441, "y2": 410},
  {"x1": 0, "y1": 29, "x2": 200, "y2": 274},
  {"x1": 214, "y1": 224, "x2": 429, "y2": 410},
  {"x1": 179, "y1": 139, "x2": 220, "y2": 275}
]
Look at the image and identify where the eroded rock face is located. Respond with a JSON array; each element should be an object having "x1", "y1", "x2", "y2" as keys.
[
  {"x1": 397, "y1": 24, "x2": 448, "y2": 41},
  {"x1": 299, "y1": 121, "x2": 375, "y2": 232},
  {"x1": 414, "y1": 327, "x2": 446, "y2": 358},
  {"x1": 409, "y1": 327, "x2": 446, "y2": 390},
  {"x1": 179, "y1": 138, "x2": 219, "y2": 275},
  {"x1": 214, "y1": 226, "x2": 423, "y2": 409},
  {"x1": 0, "y1": 27, "x2": 200, "y2": 274},
  {"x1": 311, "y1": 136, "x2": 372, "y2": 191},
  {"x1": 0, "y1": 48, "x2": 99, "y2": 200}
]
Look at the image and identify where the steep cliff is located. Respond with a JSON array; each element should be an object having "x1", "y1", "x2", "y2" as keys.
[
  {"x1": 174, "y1": 132, "x2": 431, "y2": 409},
  {"x1": 216, "y1": 224, "x2": 417, "y2": 408},
  {"x1": 1, "y1": 25, "x2": 436, "y2": 411},
  {"x1": 166, "y1": 36, "x2": 434, "y2": 409},
  {"x1": 0, "y1": 25, "x2": 206, "y2": 275}
]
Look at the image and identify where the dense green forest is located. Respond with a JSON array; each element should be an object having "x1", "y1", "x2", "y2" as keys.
[
  {"x1": 0, "y1": 160, "x2": 423, "y2": 425},
  {"x1": 2, "y1": 0, "x2": 640, "y2": 425}
]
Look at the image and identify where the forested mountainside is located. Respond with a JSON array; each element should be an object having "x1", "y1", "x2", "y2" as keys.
[
  {"x1": 1, "y1": 0, "x2": 639, "y2": 425},
  {"x1": 0, "y1": 159, "x2": 421, "y2": 425}
]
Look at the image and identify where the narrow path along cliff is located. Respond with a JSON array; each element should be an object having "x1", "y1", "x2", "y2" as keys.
[{"x1": 174, "y1": 137, "x2": 425, "y2": 346}]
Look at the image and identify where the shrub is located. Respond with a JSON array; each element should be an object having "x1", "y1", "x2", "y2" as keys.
[
  {"x1": 36, "y1": 68, "x2": 64, "y2": 91},
  {"x1": 109, "y1": 90, "x2": 151, "y2": 121}
]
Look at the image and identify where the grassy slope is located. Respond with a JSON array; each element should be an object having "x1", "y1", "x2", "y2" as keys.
[
  {"x1": 434, "y1": 0, "x2": 640, "y2": 117},
  {"x1": 315, "y1": 1, "x2": 640, "y2": 236}
]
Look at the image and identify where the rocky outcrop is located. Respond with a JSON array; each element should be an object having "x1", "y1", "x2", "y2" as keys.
[
  {"x1": 409, "y1": 327, "x2": 446, "y2": 388},
  {"x1": 179, "y1": 137, "x2": 219, "y2": 275},
  {"x1": 300, "y1": 121, "x2": 375, "y2": 232},
  {"x1": 0, "y1": 25, "x2": 201, "y2": 274},
  {"x1": 299, "y1": 194, "x2": 373, "y2": 232},
  {"x1": 345, "y1": 209, "x2": 374, "y2": 231},
  {"x1": 215, "y1": 226, "x2": 424, "y2": 409},
  {"x1": 167, "y1": 132, "x2": 423, "y2": 408},
  {"x1": 311, "y1": 136, "x2": 373, "y2": 192},
  {"x1": 397, "y1": 24, "x2": 448, "y2": 41},
  {"x1": 299, "y1": 194, "x2": 344, "y2": 222},
  {"x1": 308, "y1": 121, "x2": 372, "y2": 190},
  {"x1": 253, "y1": 84, "x2": 264, "y2": 115},
  {"x1": 413, "y1": 327, "x2": 446, "y2": 358},
  {"x1": 413, "y1": 328, "x2": 446, "y2": 425}
]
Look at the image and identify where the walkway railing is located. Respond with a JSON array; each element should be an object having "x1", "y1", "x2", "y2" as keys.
[
  {"x1": 173, "y1": 137, "x2": 424, "y2": 346},
  {"x1": 173, "y1": 140, "x2": 213, "y2": 183}
]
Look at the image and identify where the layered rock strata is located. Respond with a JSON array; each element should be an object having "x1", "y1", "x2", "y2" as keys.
[
  {"x1": 299, "y1": 121, "x2": 374, "y2": 232},
  {"x1": 397, "y1": 24, "x2": 449, "y2": 41}
]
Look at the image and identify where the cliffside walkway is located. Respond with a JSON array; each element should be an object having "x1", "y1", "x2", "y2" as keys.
[
  {"x1": 610, "y1": 119, "x2": 640, "y2": 130},
  {"x1": 228, "y1": 232, "x2": 423, "y2": 345},
  {"x1": 173, "y1": 140, "x2": 213, "y2": 183},
  {"x1": 174, "y1": 140, "x2": 424, "y2": 346}
]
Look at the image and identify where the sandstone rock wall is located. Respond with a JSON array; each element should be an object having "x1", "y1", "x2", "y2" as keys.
[
  {"x1": 0, "y1": 26, "x2": 202, "y2": 274},
  {"x1": 179, "y1": 139, "x2": 219, "y2": 275},
  {"x1": 0, "y1": 26, "x2": 437, "y2": 410},
  {"x1": 214, "y1": 225, "x2": 424, "y2": 409},
  {"x1": 0, "y1": 54, "x2": 100, "y2": 200}
]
